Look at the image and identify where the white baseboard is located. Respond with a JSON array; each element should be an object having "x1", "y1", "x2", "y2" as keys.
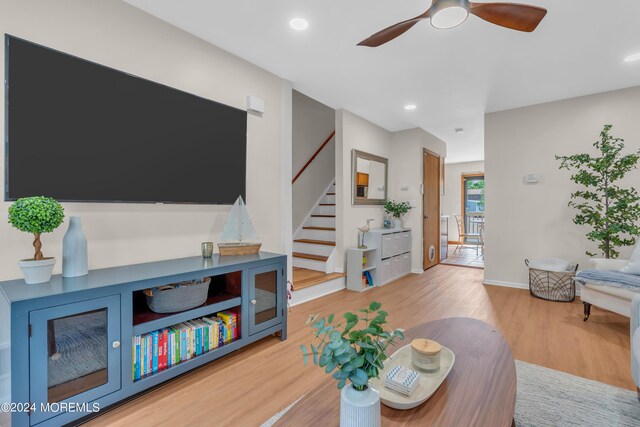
[
  {"x1": 483, "y1": 279, "x2": 529, "y2": 290},
  {"x1": 335, "y1": 267, "x2": 344, "y2": 274},
  {"x1": 289, "y1": 277, "x2": 345, "y2": 307},
  {"x1": 483, "y1": 279, "x2": 581, "y2": 296},
  {"x1": 411, "y1": 268, "x2": 424, "y2": 275}
]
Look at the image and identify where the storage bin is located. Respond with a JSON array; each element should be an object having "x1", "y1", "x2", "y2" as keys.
[
  {"x1": 525, "y1": 260, "x2": 577, "y2": 302},
  {"x1": 144, "y1": 277, "x2": 211, "y2": 313}
]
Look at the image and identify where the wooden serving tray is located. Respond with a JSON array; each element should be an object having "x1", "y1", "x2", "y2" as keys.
[{"x1": 370, "y1": 344, "x2": 455, "y2": 410}]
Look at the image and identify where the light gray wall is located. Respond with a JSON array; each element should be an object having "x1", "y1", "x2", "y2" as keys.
[
  {"x1": 0, "y1": 0, "x2": 288, "y2": 281},
  {"x1": 442, "y1": 161, "x2": 485, "y2": 242},
  {"x1": 389, "y1": 129, "x2": 446, "y2": 272},
  {"x1": 485, "y1": 86, "x2": 640, "y2": 287},
  {"x1": 292, "y1": 91, "x2": 335, "y2": 231},
  {"x1": 335, "y1": 111, "x2": 447, "y2": 273},
  {"x1": 335, "y1": 109, "x2": 391, "y2": 270}
]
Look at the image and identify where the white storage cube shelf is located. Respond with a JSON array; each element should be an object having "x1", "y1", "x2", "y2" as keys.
[{"x1": 347, "y1": 229, "x2": 412, "y2": 292}]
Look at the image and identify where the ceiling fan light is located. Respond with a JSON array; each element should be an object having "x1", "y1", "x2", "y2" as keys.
[{"x1": 430, "y1": 0, "x2": 469, "y2": 30}]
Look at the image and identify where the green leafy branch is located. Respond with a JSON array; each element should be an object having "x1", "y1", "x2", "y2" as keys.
[
  {"x1": 300, "y1": 301, "x2": 404, "y2": 390},
  {"x1": 556, "y1": 125, "x2": 640, "y2": 258}
]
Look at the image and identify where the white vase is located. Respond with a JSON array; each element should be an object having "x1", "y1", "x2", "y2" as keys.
[
  {"x1": 63, "y1": 216, "x2": 88, "y2": 277},
  {"x1": 340, "y1": 384, "x2": 381, "y2": 427},
  {"x1": 393, "y1": 218, "x2": 402, "y2": 229},
  {"x1": 18, "y1": 258, "x2": 56, "y2": 284}
]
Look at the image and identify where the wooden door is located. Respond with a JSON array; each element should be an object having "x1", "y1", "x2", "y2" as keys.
[{"x1": 423, "y1": 150, "x2": 441, "y2": 270}]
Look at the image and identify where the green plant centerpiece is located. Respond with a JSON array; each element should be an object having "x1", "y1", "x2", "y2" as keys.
[
  {"x1": 384, "y1": 200, "x2": 412, "y2": 219},
  {"x1": 300, "y1": 301, "x2": 404, "y2": 390},
  {"x1": 556, "y1": 124, "x2": 640, "y2": 258},
  {"x1": 8, "y1": 196, "x2": 65, "y2": 260}
]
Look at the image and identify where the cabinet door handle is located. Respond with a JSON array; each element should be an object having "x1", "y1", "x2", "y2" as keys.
[
  {"x1": 112, "y1": 341, "x2": 121, "y2": 349},
  {"x1": 251, "y1": 299, "x2": 257, "y2": 305}
]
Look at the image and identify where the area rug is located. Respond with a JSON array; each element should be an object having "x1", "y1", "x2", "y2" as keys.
[
  {"x1": 262, "y1": 361, "x2": 640, "y2": 426},
  {"x1": 515, "y1": 360, "x2": 640, "y2": 427}
]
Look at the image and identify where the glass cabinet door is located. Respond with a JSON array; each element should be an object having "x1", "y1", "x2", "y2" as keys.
[
  {"x1": 29, "y1": 295, "x2": 121, "y2": 425},
  {"x1": 248, "y1": 264, "x2": 283, "y2": 335}
]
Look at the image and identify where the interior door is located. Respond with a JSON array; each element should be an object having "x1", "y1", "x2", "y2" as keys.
[{"x1": 423, "y1": 150, "x2": 441, "y2": 270}]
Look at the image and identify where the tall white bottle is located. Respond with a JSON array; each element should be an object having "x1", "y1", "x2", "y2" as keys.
[{"x1": 62, "y1": 216, "x2": 88, "y2": 277}]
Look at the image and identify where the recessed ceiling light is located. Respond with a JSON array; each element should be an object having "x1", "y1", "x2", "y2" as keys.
[
  {"x1": 624, "y1": 52, "x2": 640, "y2": 63},
  {"x1": 455, "y1": 128, "x2": 464, "y2": 134},
  {"x1": 289, "y1": 18, "x2": 309, "y2": 31},
  {"x1": 404, "y1": 104, "x2": 417, "y2": 111}
]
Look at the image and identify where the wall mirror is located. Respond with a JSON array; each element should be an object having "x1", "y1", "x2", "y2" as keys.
[{"x1": 351, "y1": 149, "x2": 388, "y2": 205}]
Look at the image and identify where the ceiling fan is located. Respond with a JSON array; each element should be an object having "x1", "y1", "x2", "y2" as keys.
[{"x1": 357, "y1": 0, "x2": 547, "y2": 47}]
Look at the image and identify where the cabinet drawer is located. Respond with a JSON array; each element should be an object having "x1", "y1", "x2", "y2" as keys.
[
  {"x1": 381, "y1": 234, "x2": 393, "y2": 259},
  {"x1": 380, "y1": 258, "x2": 392, "y2": 284},
  {"x1": 391, "y1": 255, "x2": 402, "y2": 279},
  {"x1": 401, "y1": 231, "x2": 411, "y2": 253},
  {"x1": 402, "y1": 253, "x2": 411, "y2": 274},
  {"x1": 393, "y1": 233, "x2": 403, "y2": 255}
]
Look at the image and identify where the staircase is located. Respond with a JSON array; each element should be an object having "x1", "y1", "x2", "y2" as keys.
[{"x1": 293, "y1": 182, "x2": 337, "y2": 273}]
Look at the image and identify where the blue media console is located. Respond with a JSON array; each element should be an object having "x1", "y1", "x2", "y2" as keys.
[{"x1": 0, "y1": 252, "x2": 287, "y2": 426}]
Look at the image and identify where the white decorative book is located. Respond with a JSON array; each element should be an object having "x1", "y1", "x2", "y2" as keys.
[{"x1": 384, "y1": 365, "x2": 420, "y2": 396}]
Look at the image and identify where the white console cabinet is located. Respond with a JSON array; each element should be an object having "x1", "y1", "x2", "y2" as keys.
[{"x1": 362, "y1": 228, "x2": 412, "y2": 286}]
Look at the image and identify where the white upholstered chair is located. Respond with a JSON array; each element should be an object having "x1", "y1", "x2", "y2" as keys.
[
  {"x1": 579, "y1": 258, "x2": 637, "y2": 320},
  {"x1": 631, "y1": 294, "x2": 640, "y2": 400}
]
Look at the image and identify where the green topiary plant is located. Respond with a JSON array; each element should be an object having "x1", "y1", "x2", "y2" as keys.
[
  {"x1": 556, "y1": 125, "x2": 640, "y2": 259},
  {"x1": 300, "y1": 301, "x2": 404, "y2": 390},
  {"x1": 384, "y1": 200, "x2": 412, "y2": 219},
  {"x1": 8, "y1": 196, "x2": 65, "y2": 260}
]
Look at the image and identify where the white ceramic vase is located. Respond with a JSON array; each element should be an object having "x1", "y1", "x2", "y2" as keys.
[
  {"x1": 340, "y1": 384, "x2": 381, "y2": 427},
  {"x1": 63, "y1": 216, "x2": 88, "y2": 277},
  {"x1": 18, "y1": 258, "x2": 56, "y2": 284},
  {"x1": 393, "y1": 218, "x2": 402, "y2": 229}
]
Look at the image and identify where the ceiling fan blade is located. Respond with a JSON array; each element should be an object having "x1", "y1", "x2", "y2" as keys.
[
  {"x1": 469, "y1": 2, "x2": 547, "y2": 32},
  {"x1": 357, "y1": 11, "x2": 430, "y2": 47}
]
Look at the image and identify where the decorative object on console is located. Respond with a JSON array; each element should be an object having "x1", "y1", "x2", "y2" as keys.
[
  {"x1": 143, "y1": 278, "x2": 211, "y2": 313},
  {"x1": 556, "y1": 124, "x2": 640, "y2": 259},
  {"x1": 357, "y1": 219, "x2": 375, "y2": 248},
  {"x1": 300, "y1": 301, "x2": 405, "y2": 427},
  {"x1": 8, "y1": 196, "x2": 64, "y2": 284},
  {"x1": 383, "y1": 214, "x2": 392, "y2": 229},
  {"x1": 218, "y1": 196, "x2": 262, "y2": 256},
  {"x1": 62, "y1": 216, "x2": 88, "y2": 277},
  {"x1": 384, "y1": 200, "x2": 412, "y2": 229},
  {"x1": 201, "y1": 242, "x2": 214, "y2": 258}
]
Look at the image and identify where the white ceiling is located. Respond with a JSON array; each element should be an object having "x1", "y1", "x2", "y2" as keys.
[{"x1": 125, "y1": 0, "x2": 640, "y2": 164}]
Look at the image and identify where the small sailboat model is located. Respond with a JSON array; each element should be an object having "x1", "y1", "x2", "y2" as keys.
[{"x1": 218, "y1": 196, "x2": 262, "y2": 256}]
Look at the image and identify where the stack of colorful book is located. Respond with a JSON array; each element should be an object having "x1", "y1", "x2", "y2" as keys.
[
  {"x1": 216, "y1": 310, "x2": 238, "y2": 343},
  {"x1": 132, "y1": 310, "x2": 239, "y2": 380}
]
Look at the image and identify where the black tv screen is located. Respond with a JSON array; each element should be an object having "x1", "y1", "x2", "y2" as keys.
[{"x1": 5, "y1": 35, "x2": 247, "y2": 204}]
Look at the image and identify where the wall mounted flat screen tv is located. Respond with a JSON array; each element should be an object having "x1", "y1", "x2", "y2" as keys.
[{"x1": 5, "y1": 35, "x2": 247, "y2": 204}]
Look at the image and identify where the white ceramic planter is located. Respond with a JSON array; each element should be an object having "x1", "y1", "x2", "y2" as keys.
[
  {"x1": 18, "y1": 258, "x2": 56, "y2": 284},
  {"x1": 340, "y1": 384, "x2": 381, "y2": 427},
  {"x1": 393, "y1": 218, "x2": 403, "y2": 229}
]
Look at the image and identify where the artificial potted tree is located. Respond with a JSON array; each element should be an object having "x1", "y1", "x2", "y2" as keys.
[
  {"x1": 384, "y1": 200, "x2": 412, "y2": 229},
  {"x1": 556, "y1": 125, "x2": 640, "y2": 259},
  {"x1": 301, "y1": 302, "x2": 404, "y2": 427},
  {"x1": 8, "y1": 196, "x2": 65, "y2": 284}
]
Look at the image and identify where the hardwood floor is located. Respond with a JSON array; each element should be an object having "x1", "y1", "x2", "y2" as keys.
[
  {"x1": 85, "y1": 265, "x2": 632, "y2": 427},
  {"x1": 441, "y1": 244, "x2": 484, "y2": 268}
]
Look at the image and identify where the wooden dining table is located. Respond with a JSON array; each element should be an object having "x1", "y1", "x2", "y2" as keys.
[{"x1": 275, "y1": 317, "x2": 516, "y2": 426}]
